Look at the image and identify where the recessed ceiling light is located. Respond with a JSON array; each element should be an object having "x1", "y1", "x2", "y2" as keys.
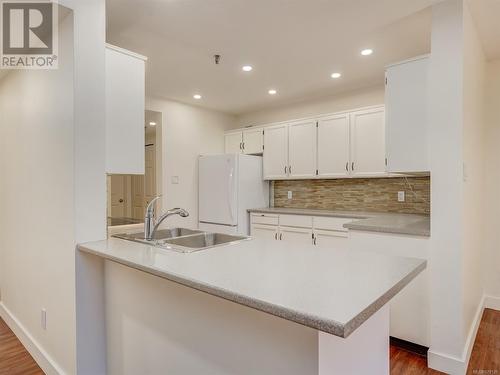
[
  {"x1": 149, "y1": 121, "x2": 157, "y2": 126},
  {"x1": 242, "y1": 65, "x2": 253, "y2": 72},
  {"x1": 331, "y1": 72, "x2": 342, "y2": 79},
  {"x1": 193, "y1": 94, "x2": 202, "y2": 100},
  {"x1": 361, "y1": 48, "x2": 373, "y2": 56},
  {"x1": 268, "y1": 89, "x2": 277, "y2": 95}
]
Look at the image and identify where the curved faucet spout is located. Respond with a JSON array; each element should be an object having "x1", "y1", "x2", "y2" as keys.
[{"x1": 145, "y1": 206, "x2": 189, "y2": 241}]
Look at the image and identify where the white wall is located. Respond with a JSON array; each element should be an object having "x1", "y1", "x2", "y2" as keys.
[
  {"x1": 235, "y1": 85, "x2": 384, "y2": 127},
  {"x1": 483, "y1": 59, "x2": 500, "y2": 298},
  {"x1": 145, "y1": 97, "x2": 236, "y2": 228},
  {"x1": 0, "y1": 11, "x2": 76, "y2": 375},
  {"x1": 0, "y1": 2, "x2": 107, "y2": 374},
  {"x1": 461, "y1": 0, "x2": 486, "y2": 353},
  {"x1": 427, "y1": 0, "x2": 466, "y2": 367}
]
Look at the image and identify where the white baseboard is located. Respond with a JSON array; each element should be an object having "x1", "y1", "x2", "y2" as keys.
[
  {"x1": 428, "y1": 293, "x2": 488, "y2": 375},
  {"x1": 484, "y1": 295, "x2": 500, "y2": 311},
  {"x1": 0, "y1": 302, "x2": 64, "y2": 375}
]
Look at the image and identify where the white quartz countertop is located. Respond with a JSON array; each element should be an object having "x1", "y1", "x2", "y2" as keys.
[
  {"x1": 78, "y1": 236, "x2": 426, "y2": 338},
  {"x1": 248, "y1": 207, "x2": 430, "y2": 237}
]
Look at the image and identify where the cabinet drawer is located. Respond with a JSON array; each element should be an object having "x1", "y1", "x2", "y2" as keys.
[
  {"x1": 313, "y1": 216, "x2": 355, "y2": 232},
  {"x1": 251, "y1": 213, "x2": 279, "y2": 226},
  {"x1": 279, "y1": 214, "x2": 313, "y2": 228}
]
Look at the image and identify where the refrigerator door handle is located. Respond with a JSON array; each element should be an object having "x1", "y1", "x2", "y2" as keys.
[{"x1": 227, "y1": 165, "x2": 235, "y2": 224}]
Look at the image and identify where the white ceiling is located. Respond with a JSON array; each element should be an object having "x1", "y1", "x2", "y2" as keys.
[
  {"x1": 467, "y1": 0, "x2": 500, "y2": 61},
  {"x1": 106, "y1": 0, "x2": 436, "y2": 115}
]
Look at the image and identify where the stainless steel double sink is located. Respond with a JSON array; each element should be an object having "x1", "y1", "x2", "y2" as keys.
[{"x1": 113, "y1": 228, "x2": 250, "y2": 253}]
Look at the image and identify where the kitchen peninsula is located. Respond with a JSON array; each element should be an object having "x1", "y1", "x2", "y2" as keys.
[{"x1": 78, "y1": 232, "x2": 425, "y2": 374}]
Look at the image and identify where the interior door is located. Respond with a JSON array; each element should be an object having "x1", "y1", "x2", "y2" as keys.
[
  {"x1": 243, "y1": 128, "x2": 264, "y2": 155},
  {"x1": 144, "y1": 145, "x2": 156, "y2": 207},
  {"x1": 288, "y1": 120, "x2": 317, "y2": 179},
  {"x1": 350, "y1": 107, "x2": 387, "y2": 177},
  {"x1": 199, "y1": 154, "x2": 238, "y2": 226},
  {"x1": 110, "y1": 175, "x2": 126, "y2": 217},
  {"x1": 263, "y1": 124, "x2": 288, "y2": 180},
  {"x1": 317, "y1": 114, "x2": 350, "y2": 177},
  {"x1": 131, "y1": 175, "x2": 144, "y2": 219},
  {"x1": 225, "y1": 132, "x2": 243, "y2": 154}
]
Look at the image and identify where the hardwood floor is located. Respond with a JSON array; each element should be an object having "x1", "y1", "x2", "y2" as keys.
[
  {"x1": 0, "y1": 318, "x2": 43, "y2": 375},
  {"x1": 467, "y1": 308, "x2": 500, "y2": 375},
  {"x1": 390, "y1": 346, "x2": 444, "y2": 374},
  {"x1": 0, "y1": 309, "x2": 498, "y2": 375}
]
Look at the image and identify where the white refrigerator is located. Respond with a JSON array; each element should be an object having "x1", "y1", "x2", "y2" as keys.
[{"x1": 198, "y1": 154, "x2": 269, "y2": 235}]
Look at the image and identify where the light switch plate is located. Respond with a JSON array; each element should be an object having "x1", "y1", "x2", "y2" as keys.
[
  {"x1": 398, "y1": 191, "x2": 405, "y2": 202},
  {"x1": 171, "y1": 176, "x2": 179, "y2": 184},
  {"x1": 287, "y1": 191, "x2": 293, "y2": 200}
]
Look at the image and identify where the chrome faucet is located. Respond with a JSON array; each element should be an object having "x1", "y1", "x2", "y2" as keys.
[{"x1": 144, "y1": 196, "x2": 189, "y2": 241}]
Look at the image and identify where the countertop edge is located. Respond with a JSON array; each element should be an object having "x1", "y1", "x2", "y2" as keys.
[
  {"x1": 248, "y1": 208, "x2": 430, "y2": 237},
  {"x1": 343, "y1": 223, "x2": 431, "y2": 237},
  {"x1": 342, "y1": 260, "x2": 427, "y2": 338},
  {"x1": 77, "y1": 243, "x2": 347, "y2": 337}
]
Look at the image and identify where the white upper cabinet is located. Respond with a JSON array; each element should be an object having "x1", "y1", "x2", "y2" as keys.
[
  {"x1": 288, "y1": 120, "x2": 317, "y2": 179},
  {"x1": 350, "y1": 107, "x2": 386, "y2": 177},
  {"x1": 225, "y1": 131, "x2": 243, "y2": 154},
  {"x1": 385, "y1": 56, "x2": 429, "y2": 173},
  {"x1": 242, "y1": 128, "x2": 264, "y2": 155},
  {"x1": 263, "y1": 124, "x2": 289, "y2": 179},
  {"x1": 224, "y1": 128, "x2": 264, "y2": 155},
  {"x1": 317, "y1": 114, "x2": 350, "y2": 178},
  {"x1": 105, "y1": 44, "x2": 147, "y2": 174}
]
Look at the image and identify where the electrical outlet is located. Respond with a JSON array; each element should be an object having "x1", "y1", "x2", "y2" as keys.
[
  {"x1": 41, "y1": 309, "x2": 47, "y2": 330},
  {"x1": 398, "y1": 191, "x2": 405, "y2": 202},
  {"x1": 287, "y1": 191, "x2": 293, "y2": 200}
]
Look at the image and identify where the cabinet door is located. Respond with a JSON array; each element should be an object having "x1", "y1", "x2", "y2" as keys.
[
  {"x1": 263, "y1": 124, "x2": 288, "y2": 180},
  {"x1": 314, "y1": 230, "x2": 349, "y2": 250},
  {"x1": 106, "y1": 46, "x2": 146, "y2": 174},
  {"x1": 288, "y1": 120, "x2": 317, "y2": 179},
  {"x1": 251, "y1": 224, "x2": 278, "y2": 241},
  {"x1": 279, "y1": 226, "x2": 313, "y2": 246},
  {"x1": 225, "y1": 132, "x2": 243, "y2": 154},
  {"x1": 317, "y1": 114, "x2": 350, "y2": 177},
  {"x1": 350, "y1": 107, "x2": 387, "y2": 177},
  {"x1": 243, "y1": 128, "x2": 264, "y2": 155},
  {"x1": 385, "y1": 57, "x2": 429, "y2": 173}
]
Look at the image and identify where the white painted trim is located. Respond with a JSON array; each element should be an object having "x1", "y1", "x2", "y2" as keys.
[
  {"x1": 230, "y1": 104, "x2": 385, "y2": 131},
  {"x1": 428, "y1": 294, "x2": 487, "y2": 375},
  {"x1": 105, "y1": 43, "x2": 148, "y2": 61},
  {"x1": 0, "y1": 302, "x2": 65, "y2": 375},
  {"x1": 385, "y1": 54, "x2": 430, "y2": 69},
  {"x1": 484, "y1": 295, "x2": 500, "y2": 311}
]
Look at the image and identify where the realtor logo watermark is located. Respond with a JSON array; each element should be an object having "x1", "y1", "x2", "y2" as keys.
[{"x1": 0, "y1": 0, "x2": 58, "y2": 69}]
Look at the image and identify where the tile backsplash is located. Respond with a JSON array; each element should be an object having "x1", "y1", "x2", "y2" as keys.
[{"x1": 273, "y1": 177, "x2": 430, "y2": 215}]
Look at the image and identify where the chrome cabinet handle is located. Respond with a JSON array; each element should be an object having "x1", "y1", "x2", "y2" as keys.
[
  {"x1": 351, "y1": 162, "x2": 355, "y2": 171},
  {"x1": 289, "y1": 166, "x2": 292, "y2": 174},
  {"x1": 274, "y1": 232, "x2": 278, "y2": 240},
  {"x1": 242, "y1": 142, "x2": 245, "y2": 150},
  {"x1": 345, "y1": 162, "x2": 348, "y2": 172},
  {"x1": 119, "y1": 199, "x2": 124, "y2": 203},
  {"x1": 279, "y1": 233, "x2": 283, "y2": 240},
  {"x1": 284, "y1": 166, "x2": 287, "y2": 174}
]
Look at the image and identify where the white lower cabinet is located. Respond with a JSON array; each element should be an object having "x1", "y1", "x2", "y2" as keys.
[
  {"x1": 279, "y1": 226, "x2": 313, "y2": 245},
  {"x1": 251, "y1": 223, "x2": 278, "y2": 241},
  {"x1": 313, "y1": 229, "x2": 348, "y2": 250},
  {"x1": 349, "y1": 230, "x2": 430, "y2": 346}
]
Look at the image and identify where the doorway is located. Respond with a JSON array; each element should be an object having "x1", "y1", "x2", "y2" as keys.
[{"x1": 107, "y1": 110, "x2": 163, "y2": 225}]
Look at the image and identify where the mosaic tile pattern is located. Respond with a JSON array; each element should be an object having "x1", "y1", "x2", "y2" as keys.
[{"x1": 274, "y1": 177, "x2": 430, "y2": 215}]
